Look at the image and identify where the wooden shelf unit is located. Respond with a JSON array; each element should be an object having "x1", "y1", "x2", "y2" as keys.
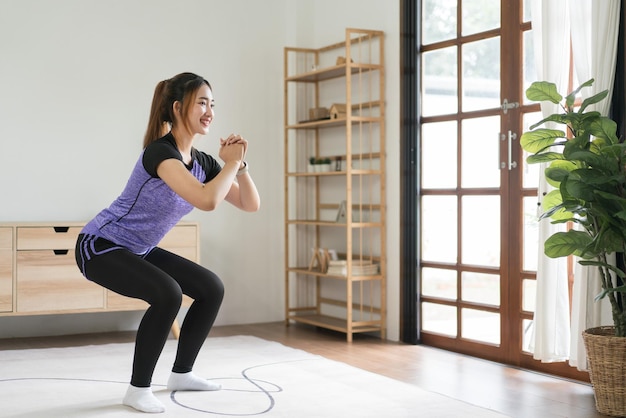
[
  {"x1": 0, "y1": 221, "x2": 198, "y2": 320},
  {"x1": 283, "y1": 28, "x2": 386, "y2": 342}
]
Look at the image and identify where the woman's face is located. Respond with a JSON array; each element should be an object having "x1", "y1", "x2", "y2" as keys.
[{"x1": 186, "y1": 83, "x2": 215, "y2": 136}]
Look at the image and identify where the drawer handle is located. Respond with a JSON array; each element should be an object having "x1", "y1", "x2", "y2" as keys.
[
  {"x1": 53, "y1": 249, "x2": 69, "y2": 255},
  {"x1": 54, "y1": 227, "x2": 70, "y2": 233}
]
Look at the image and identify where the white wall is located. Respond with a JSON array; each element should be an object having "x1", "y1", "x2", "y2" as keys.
[{"x1": 0, "y1": 0, "x2": 401, "y2": 340}]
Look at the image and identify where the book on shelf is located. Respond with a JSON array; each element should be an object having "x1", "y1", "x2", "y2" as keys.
[
  {"x1": 326, "y1": 259, "x2": 379, "y2": 276},
  {"x1": 308, "y1": 248, "x2": 339, "y2": 273}
]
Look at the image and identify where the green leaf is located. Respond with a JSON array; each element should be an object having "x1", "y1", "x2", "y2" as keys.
[
  {"x1": 564, "y1": 111, "x2": 601, "y2": 132},
  {"x1": 588, "y1": 117, "x2": 619, "y2": 144},
  {"x1": 526, "y1": 81, "x2": 562, "y2": 104},
  {"x1": 565, "y1": 171, "x2": 599, "y2": 202},
  {"x1": 520, "y1": 128, "x2": 566, "y2": 153},
  {"x1": 529, "y1": 114, "x2": 569, "y2": 130},
  {"x1": 614, "y1": 209, "x2": 626, "y2": 222},
  {"x1": 579, "y1": 259, "x2": 626, "y2": 279},
  {"x1": 601, "y1": 143, "x2": 626, "y2": 160},
  {"x1": 579, "y1": 90, "x2": 609, "y2": 113},
  {"x1": 595, "y1": 285, "x2": 626, "y2": 301},
  {"x1": 565, "y1": 78, "x2": 595, "y2": 108},
  {"x1": 545, "y1": 160, "x2": 577, "y2": 183},
  {"x1": 541, "y1": 190, "x2": 573, "y2": 221},
  {"x1": 526, "y1": 152, "x2": 564, "y2": 164},
  {"x1": 566, "y1": 150, "x2": 610, "y2": 171},
  {"x1": 544, "y1": 230, "x2": 592, "y2": 258},
  {"x1": 541, "y1": 189, "x2": 562, "y2": 210},
  {"x1": 562, "y1": 133, "x2": 592, "y2": 157}
]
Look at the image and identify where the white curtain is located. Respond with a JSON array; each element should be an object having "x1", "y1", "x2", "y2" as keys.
[
  {"x1": 529, "y1": 0, "x2": 621, "y2": 366},
  {"x1": 528, "y1": 0, "x2": 571, "y2": 362},
  {"x1": 568, "y1": 0, "x2": 620, "y2": 371}
]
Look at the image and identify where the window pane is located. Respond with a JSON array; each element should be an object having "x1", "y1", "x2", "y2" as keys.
[
  {"x1": 523, "y1": 196, "x2": 539, "y2": 272},
  {"x1": 523, "y1": 30, "x2": 535, "y2": 102},
  {"x1": 462, "y1": 37, "x2": 500, "y2": 112},
  {"x1": 422, "y1": 267, "x2": 457, "y2": 300},
  {"x1": 462, "y1": 196, "x2": 500, "y2": 266},
  {"x1": 422, "y1": 47, "x2": 458, "y2": 117},
  {"x1": 422, "y1": 121, "x2": 457, "y2": 189},
  {"x1": 522, "y1": 319, "x2": 533, "y2": 353},
  {"x1": 422, "y1": 0, "x2": 457, "y2": 44},
  {"x1": 522, "y1": 111, "x2": 542, "y2": 188},
  {"x1": 461, "y1": 116, "x2": 500, "y2": 188},
  {"x1": 461, "y1": 272, "x2": 500, "y2": 305},
  {"x1": 522, "y1": 278, "x2": 536, "y2": 312},
  {"x1": 462, "y1": 0, "x2": 500, "y2": 36},
  {"x1": 422, "y1": 302, "x2": 457, "y2": 337},
  {"x1": 422, "y1": 196, "x2": 458, "y2": 263},
  {"x1": 523, "y1": 0, "x2": 532, "y2": 23},
  {"x1": 462, "y1": 308, "x2": 500, "y2": 344}
]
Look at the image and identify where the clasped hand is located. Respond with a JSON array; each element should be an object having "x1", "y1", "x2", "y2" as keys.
[{"x1": 219, "y1": 134, "x2": 247, "y2": 167}]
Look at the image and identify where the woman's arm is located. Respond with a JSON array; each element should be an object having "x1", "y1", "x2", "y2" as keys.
[
  {"x1": 156, "y1": 136, "x2": 259, "y2": 212},
  {"x1": 224, "y1": 165, "x2": 260, "y2": 212},
  {"x1": 157, "y1": 157, "x2": 241, "y2": 211}
]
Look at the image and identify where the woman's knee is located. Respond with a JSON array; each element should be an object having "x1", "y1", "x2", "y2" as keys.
[
  {"x1": 197, "y1": 271, "x2": 225, "y2": 303},
  {"x1": 150, "y1": 281, "x2": 183, "y2": 312}
]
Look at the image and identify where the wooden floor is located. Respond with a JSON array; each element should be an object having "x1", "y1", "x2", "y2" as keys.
[{"x1": 0, "y1": 321, "x2": 603, "y2": 418}]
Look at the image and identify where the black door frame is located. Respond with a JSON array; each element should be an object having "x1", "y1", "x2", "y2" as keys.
[{"x1": 399, "y1": 0, "x2": 419, "y2": 344}]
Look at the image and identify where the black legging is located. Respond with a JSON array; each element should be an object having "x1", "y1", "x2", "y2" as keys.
[{"x1": 75, "y1": 234, "x2": 224, "y2": 387}]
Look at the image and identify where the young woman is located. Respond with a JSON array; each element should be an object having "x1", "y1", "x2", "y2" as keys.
[{"x1": 75, "y1": 72, "x2": 260, "y2": 413}]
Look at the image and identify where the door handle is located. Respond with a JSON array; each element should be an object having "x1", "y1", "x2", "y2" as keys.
[
  {"x1": 500, "y1": 130, "x2": 517, "y2": 170},
  {"x1": 508, "y1": 130, "x2": 517, "y2": 170}
]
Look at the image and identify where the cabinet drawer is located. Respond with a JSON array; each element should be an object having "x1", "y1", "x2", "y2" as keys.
[
  {"x1": 0, "y1": 227, "x2": 12, "y2": 250},
  {"x1": 0, "y1": 249, "x2": 12, "y2": 312},
  {"x1": 107, "y1": 291, "x2": 149, "y2": 311},
  {"x1": 164, "y1": 247, "x2": 198, "y2": 262},
  {"x1": 16, "y1": 250, "x2": 103, "y2": 312},
  {"x1": 17, "y1": 226, "x2": 82, "y2": 250},
  {"x1": 159, "y1": 225, "x2": 197, "y2": 247},
  {"x1": 159, "y1": 225, "x2": 199, "y2": 262}
]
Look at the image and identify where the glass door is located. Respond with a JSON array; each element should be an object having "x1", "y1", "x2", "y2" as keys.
[{"x1": 418, "y1": 0, "x2": 588, "y2": 379}]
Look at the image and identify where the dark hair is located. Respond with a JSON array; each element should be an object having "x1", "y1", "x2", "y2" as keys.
[{"x1": 143, "y1": 72, "x2": 212, "y2": 148}]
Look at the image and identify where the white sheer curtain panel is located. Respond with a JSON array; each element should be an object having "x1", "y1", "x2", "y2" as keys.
[
  {"x1": 568, "y1": 0, "x2": 621, "y2": 371},
  {"x1": 528, "y1": 0, "x2": 571, "y2": 363}
]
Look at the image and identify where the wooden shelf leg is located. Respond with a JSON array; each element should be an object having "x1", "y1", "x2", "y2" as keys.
[{"x1": 171, "y1": 319, "x2": 181, "y2": 339}]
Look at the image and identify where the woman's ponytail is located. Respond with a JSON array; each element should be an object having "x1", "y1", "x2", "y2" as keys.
[{"x1": 143, "y1": 80, "x2": 170, "y2": 148}]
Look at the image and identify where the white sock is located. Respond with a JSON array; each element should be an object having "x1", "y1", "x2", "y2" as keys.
[
  {"x1": 122, "y1": 385, "x2": 165, "y2": 413},
  {"x1": 167, "y1": 371, "x2": 222, "y2": 391}
]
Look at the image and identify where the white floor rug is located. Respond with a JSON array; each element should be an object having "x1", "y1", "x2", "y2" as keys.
[{"x1": 0, "y1": 335, "x2": 509, "y2": 417}]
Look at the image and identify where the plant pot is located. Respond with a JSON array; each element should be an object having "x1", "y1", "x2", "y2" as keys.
[{"x1": 582, "y1": 326, "x2": 626, "y2": 417}]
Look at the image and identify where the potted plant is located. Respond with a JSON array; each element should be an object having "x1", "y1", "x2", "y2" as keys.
[
  {"x1": 309, "y1": 157, "x2": 334, "y2": 172},
  {"x1": 322, "y1": 157, "x2": 332, "y2": 172},
  {"x1": 520, "y1": 78, "x2": 626, "y2": 416}
]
